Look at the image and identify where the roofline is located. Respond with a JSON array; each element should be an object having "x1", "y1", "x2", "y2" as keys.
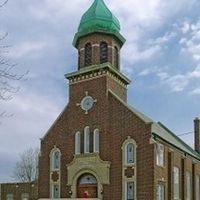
[
  {"x1": 73, "y1": 30, "x2": 126, "y2": 48},
  {"x1": 152, "y1": 132, "x2": 200, "y2": 161},
  {"x1": 40, "y1": 104, "x2": 69, "y2": 141},
  {"x1": 152, "y1": 122, "x2": 200, "y2": 160},
  {"x1": 108, "y1": 89, "x2": 153, "y2": 124}
]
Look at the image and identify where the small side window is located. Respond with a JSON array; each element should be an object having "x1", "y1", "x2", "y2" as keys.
[
  {"x1": 173, "y1": 167, "x2": 180, "y2": 199},
  {"x1": 156, "y1": 143, "x2": 164, "y2": 167},
  {"x1": 156, "y1": 184, "x2": 165, "y2": 200},
  {"x1": 186, "y1": 171, "x2": 191, "y2": 200},
  {"x1": 6, "y1": 194, "x2": 13, "y2": 200},
  {"x1": 21, "y1": 193, "x2": 29, "y2": 200}
]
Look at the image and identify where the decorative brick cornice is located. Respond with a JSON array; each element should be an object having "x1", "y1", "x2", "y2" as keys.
[{"x1": 65, "y1": 63, "x2": 131, "y2": 88}]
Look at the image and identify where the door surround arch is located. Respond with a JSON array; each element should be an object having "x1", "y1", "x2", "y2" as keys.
[{"x1": 67, "y1": 154, "x2": 110, "y2": 199}]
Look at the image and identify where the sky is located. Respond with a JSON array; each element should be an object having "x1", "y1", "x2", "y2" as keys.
[{"x1": 0, "y1": 0, "x2": 200, "y2": 182}]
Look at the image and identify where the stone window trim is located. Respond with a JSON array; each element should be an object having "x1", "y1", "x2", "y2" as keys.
[
  {"x1": 49, "y1": 146, "x2": 61, "y2": 171},
  {"x1": 122, "y1": 136, "x2": 137, "y2": 167},
  {"x1": 155, "y1": 143, "x2": 165, "y2": 167},
  {"x1": 122, "y1": 136, "x2": 137, "y2": 200},
  {"x1": 67, "y1": 160, "x2": 109, "y2": 200}
]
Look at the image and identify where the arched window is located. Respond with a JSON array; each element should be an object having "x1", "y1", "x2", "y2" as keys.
[
  {"x1": 100, "y1": 42, "x2": 108, "y2": 64},
  {"x1": 122, "y1": 138, "x2": 137, "y2": 200},
  {"x1": 85, "y1": 43, "x2": 92, "y2": 66},
  {"x1": 126, "y1": 143, "x2": 134, "y2": 164},
  {"x1": 50, "y1": 148, "x2": 60, "y2": 171},
  {"x1": 93, "y1": 129, "x2": 99, "y2": 153},
  {"x1": 114, "y1": 46, "x2": 119, "y2": 69},
  {"x1": 75, "y1": 131, "x2": 81, "y2": 155},
  {"x1": 84, "y1": 126, "x2": 90, "y2": 153}
]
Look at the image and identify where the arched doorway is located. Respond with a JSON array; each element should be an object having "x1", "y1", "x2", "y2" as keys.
[{"x1": 77, "y1": 173, "x2": 98, "y2": 198}]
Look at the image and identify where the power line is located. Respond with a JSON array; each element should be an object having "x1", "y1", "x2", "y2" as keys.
[{"x1": 177, "y1": 131, "x2": 194, "y2": 137}]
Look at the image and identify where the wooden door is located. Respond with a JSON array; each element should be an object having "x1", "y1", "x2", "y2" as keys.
[{"x1": 78, "y1": 184, "x2": 97, "y2": 198}]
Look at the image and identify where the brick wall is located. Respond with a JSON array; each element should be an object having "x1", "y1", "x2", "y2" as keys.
[{"x1": 0, "y1": 182, "x2": 38, "y2": 200}]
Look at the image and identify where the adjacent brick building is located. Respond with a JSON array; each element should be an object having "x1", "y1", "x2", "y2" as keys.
[
  {"x1": 0, "y1": 182, "x2": 38, "y2": 200},
  {"x1": 1, "y1": 0, "x2": 200, "y2": 199}
]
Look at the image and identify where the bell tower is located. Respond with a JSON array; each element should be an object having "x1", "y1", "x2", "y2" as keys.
[
  {"x1": 73, "y1": 0, "x2": 126, "y2": 70},
  {"x1": 66, "y1": 0, "x2": 130, "y2": 102}
]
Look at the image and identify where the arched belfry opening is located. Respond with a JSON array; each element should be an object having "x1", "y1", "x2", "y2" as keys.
[
  {"x1": 77, "y1": 173, "x2": 98, "y2": 198},
  {"x1": 100, "y1": 41, "x2": 108, "y2": 64}
]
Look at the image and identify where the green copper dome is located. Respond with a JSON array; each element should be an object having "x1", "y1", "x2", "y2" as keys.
[{"x1": 73, "y1": 0, "x2": 125, "y2": 47}]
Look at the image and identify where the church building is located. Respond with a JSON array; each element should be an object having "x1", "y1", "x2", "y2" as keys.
[{"x1": 35, "y1": 0, "x2": 200, "y2": 199}]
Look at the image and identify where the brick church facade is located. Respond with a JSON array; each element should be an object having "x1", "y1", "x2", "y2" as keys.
[{"x1": 1, "y1": 0, "x2": 200, "y2": 200}]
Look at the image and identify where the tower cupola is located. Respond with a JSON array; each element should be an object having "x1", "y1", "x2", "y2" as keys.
[{"x1": 73, "y1": 0, "x2": 126, "y2": 70}]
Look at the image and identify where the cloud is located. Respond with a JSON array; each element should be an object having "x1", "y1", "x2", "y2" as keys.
[
  {"x1": 179, "y1": 20, "x2": 200, "y2": 61},
  {"x1": 156, "y1": 65, "x2": 200, "y2": 92},
  {"x1": 165, "y1": 74, "x2": 189, "y2": 92},
  {"x1": 123, "y1": 44, "x2": 161, "y2": 64},
  {"x1": 190, "y1": 88, "x2": 200, "y2": 95},
  {"x1": 148, "y1": 32, "x2": 177, "y2": 45},
  {"x1": 8, "y1": 41, "x2": 50, "y2": 59}
]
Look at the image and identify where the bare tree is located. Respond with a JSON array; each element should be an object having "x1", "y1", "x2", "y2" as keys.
[
  {"x1": 12, "y1": 148, "x2": 39, "y2": 182},
  {"x1": 0, "y1": 0, "x2": 28, "y2": 118},
  {"x1": 0, "y1": 0, "x2": 8, "y2": 7}
]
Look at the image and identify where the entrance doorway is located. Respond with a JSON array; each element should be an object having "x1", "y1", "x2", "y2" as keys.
[{"x1": 77, "y1": 173, "x2": 98, "y2": 198}]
